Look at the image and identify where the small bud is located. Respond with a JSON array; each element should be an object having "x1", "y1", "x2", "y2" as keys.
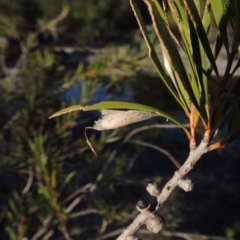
[
  {"x1": 136, "y1": 198, "x2": 150, "y2": 212},
  {"x1": 146, "y1": 179, "x2": 161, "y2": 197},
  {"x1": 146, "y1": 213, "x2": 165, "y2": 233}
]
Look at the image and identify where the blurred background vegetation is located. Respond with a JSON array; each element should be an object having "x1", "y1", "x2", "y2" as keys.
[{"x1": 0, "y1": 0, "x2": 239, "y2": 239}]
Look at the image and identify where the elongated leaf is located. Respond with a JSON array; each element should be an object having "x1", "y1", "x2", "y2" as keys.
[
  {"x1": 210, "y1": 0, "x2": 224, "y2": 25},
  {"x1": 5, "y1": 227, "x2": 18, "y2": 240},
  {"x1": 231, "y1": 0, "x2": 240, "y2": 53},
  {"x1": 167, "y1": 0, "x2": 201, "y2": 97},
  {"x1": 62, "y1": 171, "x2": 76, "y2": 188},
  {"x1": 202, "y1": 1, "x2": 212, "y2": 33},
  {"x1": 189, "y1": 19, "x2": 202, "y2": 95},
  {"x1": 49, "y1": 101, "x2": 191, "y2": 138},
  {"x1": 210, "y1": 0, "x2": 229, "y2": 52},
  {"x1": 168, "y1": 0, "x2": 206, "y2": 119},
  {"x1": 212, "y1": 35, "x2": 223, "y2": 61},
  {"x1": 149, "y1": 0, "x2": 201, "y2": 113},
  {"x1": 51, "y1": 170, "x2": 57, "y2": 189},
  {"x1": 130, "y1": 0, "x2": 186, "y2": 111},
  {"x1": 187, "y1": 10, "x2": 210, "y2": 119},
  {"x1": 207, "y1": 34, "x2": 223, "y2": 81},
  {"x1": 183, "y1": 0, "x2": 219, "y2": 77},
  {"x1": 49, "y1": 105, "x2": 85, "y2": 118},
  {"x1": 191, "y1": 104, "x2": 200, "y2": 129},
  {"x1": 194, "y1": 0, "x2": 202, "y2": 16}
]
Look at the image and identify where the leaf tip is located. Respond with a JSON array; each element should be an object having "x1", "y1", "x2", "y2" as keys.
[
  {"x1": 49, "y1": 113, "x2": 58, "y2": 119},
  {"x1": 49, "y1": 105, "x2": 86, "y2": 119}
]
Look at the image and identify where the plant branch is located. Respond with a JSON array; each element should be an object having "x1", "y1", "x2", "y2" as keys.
[
  {"x1": 116, "y1": 141, "x2": 208, "y2": 239},
  {"x1": 99, "y1": 228, "x2": 235, "y2": 240}
]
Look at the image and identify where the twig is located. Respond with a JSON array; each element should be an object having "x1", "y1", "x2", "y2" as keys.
[
  {"x1": 124, "y1": 123, "x2": 189, "y2": 142},
  {"x1": 32, "y1": 215, "x2": 53, "y2": 240},
  {"x1": 116, "y1": 141, "x2": 208, "y2": 239},
  {"x1": 42, "y1": 230, "x2": 54, "y2": 240},
  {"x1": 61, "y1": 183, "x2": 93, "y2": 204},
  {"x1": 128, "y1": 139, "x2": 181, "y2": 168},
  {"x1": 65, "y1": 197, "x2": 82, "y2": 214},
  {"x1": 67, "y1": 209, "x2": 100, "y2": 219},
  {"x1": 39, "y1": 5, "x2": 69, "y2": 40},
  {"x1": 3, "y1": 112, "x2": 20, "y2": 130}
]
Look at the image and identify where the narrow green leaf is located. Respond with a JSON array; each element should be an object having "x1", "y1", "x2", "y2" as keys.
[
  {"x1": 170, "y1": 0, "x2": 191, "y2": 45},
  {"x1": 189, "y1": 19, "x2": 202, "y2": 94},
  {"x1": 212, "y1": 35, "x2": 223, "y2": 61},
  {"x1": 169, "y1": 0, "x2": 206, "y2": 118},
  {"x1": 49, "y1": 101, "x2": 191, "y2": 137},
  {"x1": 231, "y1": 0, "x2": 240, "y2": 53},
  {"x1": 51, "y1": 170, "x2": 56, "y2": 189},
  {"x1": 202, "y1": 1, "x2": 212, "y2": 33},
  {"x1": 210, "y1": 0, "x2": 229, "y2": 52},
  {"x1": 9, "y1": 199, "x2": 18, "y2": 216},
  {"x1": 5, "y1": 227, "x2": 18, "y2": 240},
  {"x1": 130, "y1": 0, "x2": 186, "y2": 110},
  {"x1": 167, "y1": 0, "x2": 201, "y2": 94},
  {"x1": 38, "y1": 185, "x2": 51, "y2": 201},
  {"x1": 210, "y1": 0, "x2": 224, "y2": 23},
  {"x1": 150, "y1": 0, "x2": 201, "y2": 113},
  {"x1": 184, "y1": 0, "x2": 219, "y2": 76},
  {"x1": 193, "y1": 19, "x2": 210, "y2": 120},
  {"x1": 62, "y1": 171, "x2": 76, "y2": 188}
]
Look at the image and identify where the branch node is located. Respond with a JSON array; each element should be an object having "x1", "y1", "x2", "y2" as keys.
[{"x1": 184, "y1": 163, "x2": 194, "y2": 172}]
